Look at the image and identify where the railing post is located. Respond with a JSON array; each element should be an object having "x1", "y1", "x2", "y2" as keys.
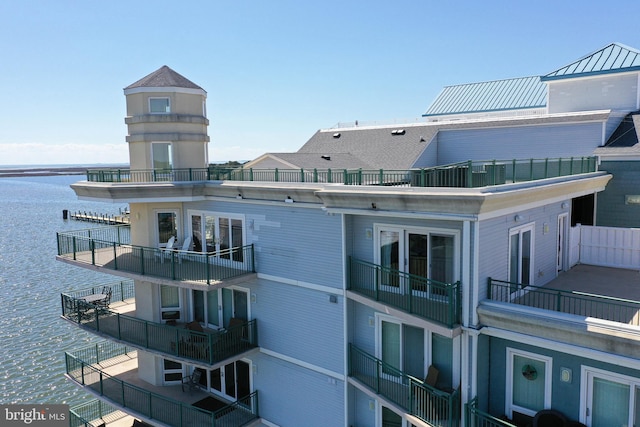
[
  {"x1": 556, "y1": 291, "x2": 562, "y2": 312},
  {"x1": 91, "y1": 239, "x2": 96, "y2": 265},
  {"x1": 206, "y1": 253, "x2": 211, "y2": 285},
  {"x1": 73, "y1": 236, "x2": 77, "y2": 260},
  {"x1": 113, "y1": 242, "x2": 118, "y2": 270},
  {"x1": 558, "y1": 157, "x2": 563, "y2": 176},
  {"x1": 379, "y1": 169, "x2": 384, "y2": 186},
  {"x1": 544, "y1": 158, "x2": 549, "y2": 178},
  {"x1": 487, "y1": 277, "x2": 492, "y2": 299},
  {"x1": 327, "y1": 168, "x2": 332, "y2": 183},
  {"x1": 570, "y1": 157, "x2": 574, "y2": 175},
  {"x1": 300, "y1": 168, "x2": 305, "y2": 182},
  {"x1": 313, "y1": 168, "x2": 318, "y2": 182},
  {"x1": 375, "y1": 264, "x2": 380, "y2": 301},
  {"x1": 511, "y1": 159, "x2": 516, "y2": 183},
  {"x1": 117, "y1": 313, "x2": 122, "y2": 340},
  {"x1": 275, "y1": 168, "x2": 279, "y2": 182},
  {"x1": 529, "y1": 159, "x2": 534, "y2": 181},
  {"x1": 467, "y1": 160, "x2": 473, "y2": 187}
]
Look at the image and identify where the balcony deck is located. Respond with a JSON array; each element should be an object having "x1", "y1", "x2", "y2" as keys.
[
  {"x1": 57, "y1": 231, "x2": 256, "y2": 287},
  {"x1": 543, "y1": 264, "x2": 640, "y2": 300},
  {"x1": 66, "y1": 345, "x2": 259, "y2": 427},
  {"x1": 487, "y1": 264, "x2": 640, "y2": 327}
]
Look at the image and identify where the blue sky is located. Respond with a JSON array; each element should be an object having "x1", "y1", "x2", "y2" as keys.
[{"x1": 2, "y1": 1, "x2": 640, "y2": 166}]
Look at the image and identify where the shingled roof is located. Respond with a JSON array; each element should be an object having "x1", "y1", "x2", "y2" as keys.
[
  {"x1": 297, "y1": 125, "x2": 438, "y2": 170},
  {"x1": 125, "y1": 65, "x2": 204, "y2": 90}
]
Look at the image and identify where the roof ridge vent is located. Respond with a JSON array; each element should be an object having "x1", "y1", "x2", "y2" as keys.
[
  {"x1": 333, "y1": 132, "x2": 341, "y2": 138},
  {"x1": 321, "y1": 155, "x2": 331, "y2": 161},
  {"x1": 391, "y1": 129, "x2": 406, "y2": 135}
]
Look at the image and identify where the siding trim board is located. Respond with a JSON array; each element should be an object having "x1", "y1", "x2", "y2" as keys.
[
  {"x1": 257, "y1": 273, "x2": 344, "y2": 295},
  {"x1": 260, "y1": 348, "x2": 345, "y2": 381},
  {"x1": 481, "y1": 324, "x2": 640, "y2": 371}
]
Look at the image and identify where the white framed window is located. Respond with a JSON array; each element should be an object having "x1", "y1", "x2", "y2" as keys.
[
  {"x1": 149, "y1": 97, "x2": 170, "y2": 114},
  {"x1": 505, "y1": 348, "x2": 552, "y2": 419},
  {"x1": 162, "y1": 358, "x2": 183, "y2": 384},
  {"x1": 156, "y1": 210, "x2": 180, "y2": 247},
  {"x1": 373, "y1": 224, "x2": 459, "y2": 297},
  {"x1": 508, "y1": 223, "x2": 534, "y2": 288},
  {"x1": 160, "y1": 284, "x2": 182, "y2": 323},
  {"x1": 581, "y1": 366, "x2": 640, "y2": 427},
  {"x1": 152, "y1": 142, "x2": 173, "y2": 170},
  {"x1": 189, "y1": 210, "x2": 245, "y2": 261}
]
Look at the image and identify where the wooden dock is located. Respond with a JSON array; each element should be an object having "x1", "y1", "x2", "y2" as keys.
[{"x1": 68, "y1": 210, "x2": 130, "y2": 225}]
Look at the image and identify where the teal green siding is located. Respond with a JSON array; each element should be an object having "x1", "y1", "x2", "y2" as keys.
[{"x1": 597, "y1": 161, "x2": 640, "y2": 227}]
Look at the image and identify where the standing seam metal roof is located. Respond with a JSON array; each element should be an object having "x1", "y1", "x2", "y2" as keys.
[
  {"x1": 423, "y1": 76, "x2": 547, "y2": 117},
  {"x1": 542, "y1": 43, "x2": 640, "y2": 81}
]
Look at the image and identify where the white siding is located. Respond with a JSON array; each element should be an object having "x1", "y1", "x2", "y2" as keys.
[
  {"x1": 548, "y1": 73, "x2": 639, "y2": 114},
  {"x1": 437, "y1": 122, "x2": 603, "y2": 164}
]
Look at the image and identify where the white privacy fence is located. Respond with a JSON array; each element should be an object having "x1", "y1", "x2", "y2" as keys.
[{"x1": 570, "y1": 225, "x2": 640, "y2": 270}]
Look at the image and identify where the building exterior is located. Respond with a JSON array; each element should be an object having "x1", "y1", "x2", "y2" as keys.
[{"x1": 60, "y1": 45, "x2": 640, "y2": 427}]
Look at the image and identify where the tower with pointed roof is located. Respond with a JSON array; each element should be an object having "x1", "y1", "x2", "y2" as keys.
[{"x1": 124, "y1": 65, "x2": 209, "y2": 170}]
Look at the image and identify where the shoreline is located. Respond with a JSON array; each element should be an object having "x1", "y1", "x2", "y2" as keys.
[{"x1": 0, "y1": 166, "x2": 94, "y2": 178}]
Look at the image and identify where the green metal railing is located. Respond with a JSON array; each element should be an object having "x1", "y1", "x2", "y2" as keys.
[
  {"x1": 69, "y1": 399, "x2": 127, "y2": 427},
  {"x1": 62, "y1": 280, "x2": 135, "y2": 306},
  {"x1": 488, "y1": 278, "x2": 640, "y2": 326},
  {"x1": 465, "y1": 397, "x2": 516, "y2": 427},
  {"x1": 348, "y1": 257, "x2": 461, "y2": 327},
  {"x1": 57, "y1": 230, "x2": 255, "y2": 285},
  {"x1": 349, "y1": 344, "x2": 460, "y2": 427},
  {"x1": 65, "y1": 342, "x2": 259, "y2": 427},
  {"x1": 85, "y1": 157, "x2": 597, "y2": 188},
  {"x1": 61, "y1": 292, "x2": 258, "y2": 365}
]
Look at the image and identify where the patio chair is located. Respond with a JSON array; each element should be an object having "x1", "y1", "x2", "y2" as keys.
[
  {"x1": 97, "y1": 286, "x2": 112, "y2": 307},
  {"x1": 532, "y1": 409, "x2": 567, "y2": 427},
  {"x1": 157, "y1": 236, "x2": 176, "y2": 263},
  {"x1": 176, "y1": 236, "x2": 192, "y2": 264},
  {"x1": 181, "y1": 369, "x2": 202, "y2": 392}
]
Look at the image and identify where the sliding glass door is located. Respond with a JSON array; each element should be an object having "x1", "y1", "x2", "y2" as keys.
[
  {"x1": 376, "y1": 226, "x2": 457, "y2": 297},
  {"x1": 190, "y1": 211, "x2": 245, "y2": 264}
]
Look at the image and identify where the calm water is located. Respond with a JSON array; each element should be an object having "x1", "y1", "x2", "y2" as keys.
[{"x1": 0, "y1": 175, "x2": 127, "y2": 405}]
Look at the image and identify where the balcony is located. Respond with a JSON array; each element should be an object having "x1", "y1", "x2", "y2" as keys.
[
  {"x1": 465, "y1": 398, "x2": 516, "y2": 427},
  {"x1": 348, "y1": 257, "x2": 461, "y2": 327},
  {"x1": 69, "y1": 399, "x2": 134, "y2": 427},
  {"x1": 487, "y1": 265, "x2": 640, "y2": 327},
  {"x1": 65, "y1": 342, "x2": 259, "y2": 427},
  {"x1": 62, "y1": 291, "x2": 258, "y2": 367},
  {"x1": 57, "y1": 227, "x2": 256, "y2": 286},
  {"x1": 349, "y1": 344, "x2": 460, "y2": 427},
  {"x1": 85, "y1": 157, "x2": 597, "y2": 188}
]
